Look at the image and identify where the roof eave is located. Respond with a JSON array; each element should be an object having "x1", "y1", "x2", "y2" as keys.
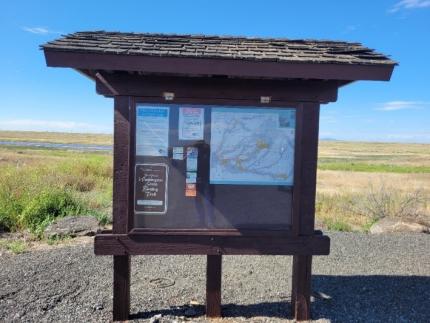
[{"x1": 43, "y1": 49, "x2": 395, "y2": 81}]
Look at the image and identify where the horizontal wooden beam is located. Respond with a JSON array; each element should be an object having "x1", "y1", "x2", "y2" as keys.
[
  {"x1": 44, "y1": 49, "x2": 395, "y2": 81},
  {"x1": 94, "y1": 233, "x2": 330, "y2": 256},
  {"x1": 94, "y1": 72, "x2": 339, "y2": 103}
]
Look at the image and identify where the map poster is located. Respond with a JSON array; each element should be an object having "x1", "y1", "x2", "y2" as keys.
[
  {"x1": 136, "y1": 106, "x2": 169, "y2": 156},
  {"x1": 135, "y1": 163, "x2": 168, "y2": 214},
  {"x1": 179, "y1": 107, "x2": 204, "y2": 140},
  {"x1": 210, "y1": 107, "x2": 296, "y2": 186}
]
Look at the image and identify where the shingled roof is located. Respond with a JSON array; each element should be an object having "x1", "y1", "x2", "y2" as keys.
[
  {"x1": 42, "y1": 31, "x2": 396, "y2": 81},
  {"x1": 43, "y1": 31, "x2": 395, "y2": 66}
]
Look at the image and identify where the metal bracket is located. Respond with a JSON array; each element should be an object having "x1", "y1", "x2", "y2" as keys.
[
  {"x1": 163, "y1": 92, "x2": 175, "y2": 101},
  {"x1": 260, "y1": 96, "x2": 271, "y2": 103}
]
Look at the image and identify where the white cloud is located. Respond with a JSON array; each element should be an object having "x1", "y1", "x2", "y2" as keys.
[
  {"x1": 0, "y1": 119, "x2": 111, "y2": 133},
  {"x1": 389, "y1": 0, "x2": 430, "y2": 13},
  {"x1": 377, "y1": 100, "x2": 428, "y2": 111},
  {"x1": 21, "y1": 26, "x2": 60, "y2": 35}
]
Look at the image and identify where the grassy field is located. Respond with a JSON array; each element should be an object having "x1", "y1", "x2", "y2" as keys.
[
  {"x1": 0, "y1": 130, "x2": 112, "y2": 146},
  {"x1": 0, "y1": 145, "x2": 112, "y2": 237},
  {"x1": 0, "y1": 131, "x2": 429, "y2": 240},
  {"x1": 317, "y1": 141, "x2": 430, "y2": 231}
]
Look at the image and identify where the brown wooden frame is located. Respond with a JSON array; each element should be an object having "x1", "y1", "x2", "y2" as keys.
[
  {"x1": 98, "y1": 91, "x2": 325, "y2": 239},
  {"x1": 91, "y1": 75, "x2": 329, "y2": 321}
]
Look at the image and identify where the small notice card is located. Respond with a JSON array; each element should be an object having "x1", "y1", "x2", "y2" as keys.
[
  {"x1": 135, "y1": 163, "x2": 168, "y2": 214},
  {"x1": 179, "y1": 107, "x2": 204, "y2": 140}
]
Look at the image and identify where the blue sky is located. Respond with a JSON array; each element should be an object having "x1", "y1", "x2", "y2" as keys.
[{"x1": 1, "y1": 0, "x2": 429, "y2": 142}]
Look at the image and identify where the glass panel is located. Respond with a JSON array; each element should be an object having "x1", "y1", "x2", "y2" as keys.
[{"x1": 133, "y1": 103, "x2": 296, "y2": 230}]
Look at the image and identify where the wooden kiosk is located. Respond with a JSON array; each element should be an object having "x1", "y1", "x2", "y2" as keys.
[{"x1": 42, "y1": 32, "x2": 395, "y2": 321}]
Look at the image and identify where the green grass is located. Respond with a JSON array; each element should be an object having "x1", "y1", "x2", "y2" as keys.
[
  {"x1": 0, "y1": 147, "x2": 112, "y2": 237},
  {"x1": 362, "y1": 218, "x2": 379, "y2": 233},
  {"x1": 318, "y1": 161, "x2": 430, "y2": 174},
  {"x1": 20, "y1": 189, "x2": 87, "y2": 237},
  {"x1": 323, "y1": 218, "x2": 353, "y2": 232},
  {"x1": 0, "y1": 240, "x2": 27, "y2": 254}
]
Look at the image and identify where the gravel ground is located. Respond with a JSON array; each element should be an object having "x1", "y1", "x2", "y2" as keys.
[{"x1": 1, "y1": 232, "x2": 429, "y2": 323}]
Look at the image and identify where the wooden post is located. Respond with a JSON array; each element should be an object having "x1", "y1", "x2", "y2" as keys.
[
  {"x1": 291, "y1": 255, "x2": 312, "y2": 320},
  {"x1": 206, "y1": 255, "x2": 222, "y2": 317},
  {"x1": 112, "y1": 96, "x2": 131, "y2": 321},
  {"x1": 291, "y1": 103, "x2": 320, "y2": 321},
  {"x1": 113, "y1": 255, "x2": 131, "y2": 321}
]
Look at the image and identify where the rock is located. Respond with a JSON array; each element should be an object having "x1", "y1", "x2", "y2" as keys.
[
  {"x1": 370, "y1": 217, "x2": 429, "y2": 234},
  {"x1": 149, "y1": 314, "x2": 162, "y2": 323},
  {"x1": 44, "y1": 216, "x2": 100, "y2": 238},
  {"x1": 93, "y1": 303, "x2": 104, "y2": 311}
]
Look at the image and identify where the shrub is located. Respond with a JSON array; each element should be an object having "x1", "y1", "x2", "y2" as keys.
[
  {"x1": 63, "y1": 174, "x2": 97, "y2": 192},
  {"x1": 20, "y1": 189, "x2": 86, "y2": 236},
  {"x1": 0, "y1": 203, "x2": 21, "y2": 232},
  {"x1": 0, "y1": 152, "x2": 112, "y2": 234},
  {"x1": 316, "y1": 181, "x2": 430, "y2": 232},
  {"x1": 316, "y1": 192, "x2": 365, "y2": 231},
  {"x1": 0, "y1": 167, "x2": 30, "y2": 231},
  {"x1": 343, "y1": 184, "x2": 428, "y2": 221}
]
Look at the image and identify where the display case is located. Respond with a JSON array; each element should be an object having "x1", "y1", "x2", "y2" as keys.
[{"x1": 132, "y1": 103, "x2": 296, "y2": 231}]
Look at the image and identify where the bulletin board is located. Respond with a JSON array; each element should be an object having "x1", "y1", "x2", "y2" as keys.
[{"x1": 131, "y1": 103, "x2": 297, "y2": 231}]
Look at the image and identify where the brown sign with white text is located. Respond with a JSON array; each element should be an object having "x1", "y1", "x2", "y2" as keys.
[{"x1": 135, "y1": 163, "x2": 168, "y2": 214}]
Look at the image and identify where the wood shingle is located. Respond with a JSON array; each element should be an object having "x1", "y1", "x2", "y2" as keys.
[{"x1": 42, "y1": 31, "x2": 396, "y2": 66}]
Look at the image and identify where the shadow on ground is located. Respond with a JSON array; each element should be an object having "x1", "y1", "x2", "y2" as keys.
[
  {"x1": 311, "y1": 275, "x2": 430, "y2": 322},
  {"x1": 130, "y1": 275, "x2": 430, "y2": 322}
]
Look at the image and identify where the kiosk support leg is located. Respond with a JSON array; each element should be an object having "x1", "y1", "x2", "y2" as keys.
[
  {"x1": 113, "y1": 255, "x2": 131, "y2": 322},
  {"x1": 291, "y1": 255, "x2": 312, "y2": 321},
  {"x1": 206, "y1": 255, "x2": 222, "y2": 317}
]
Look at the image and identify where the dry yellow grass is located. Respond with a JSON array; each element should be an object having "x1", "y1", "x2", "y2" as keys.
[
  {"x1": 319, "y1": 141, "x2": 430, "y2": 167},
  {"x1": 316, "y1": 141, "x2": 430, "y2": 231},
  {"x1": 0, "y1": 130, "x2": 112, "y2": 146},
  {"x1": 316, "y1": 170, "x2": 430, "y2": 230},
  {"x1": 0, "y1": 147, "x2": 73, "y2": 167}
]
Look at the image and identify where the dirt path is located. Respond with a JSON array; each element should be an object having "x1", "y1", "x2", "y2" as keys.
[{"x1": 1, "y1": 232, "x2": 429, "y2": 322}]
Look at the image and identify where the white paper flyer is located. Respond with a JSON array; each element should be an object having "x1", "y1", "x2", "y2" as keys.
[{"x1": 179, "y1": 107, "x2": 204, "y2": 140}]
